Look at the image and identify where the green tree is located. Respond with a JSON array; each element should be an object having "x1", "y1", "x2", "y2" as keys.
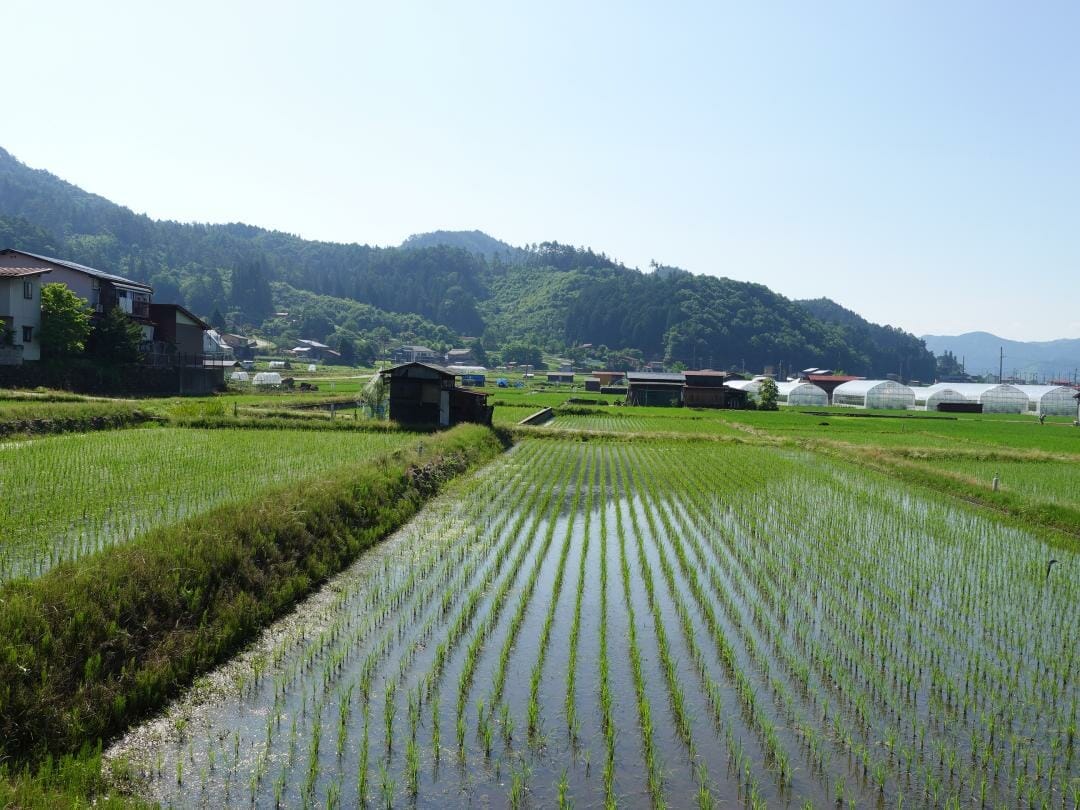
[
  {"x1": 758, "y1": 377, "x2": 779, "y2": 411},
  {"x1": 39, "y1": 283, "x2": 91, "y2": 359},
  {"x1": 471, "y1": 338, "x2": 489, "y2": 367},
  {"x1": 90, "y1": 306, "x2": 145, "y2": 364},
  {"x1": 500, "y1": 341, "x2": 545, "y2": 369}
]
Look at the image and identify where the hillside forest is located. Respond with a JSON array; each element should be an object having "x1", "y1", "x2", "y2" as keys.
[{"x1": 0, "y1": 147, "x2": 936, "y2": 378}]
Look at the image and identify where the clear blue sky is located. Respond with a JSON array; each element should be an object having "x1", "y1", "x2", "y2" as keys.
[{"x1": 4, "y1": 1, "x2": 1078, "y2": 340}]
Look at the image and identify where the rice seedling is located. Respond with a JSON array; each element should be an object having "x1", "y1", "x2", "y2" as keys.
[
  {"x1": 103, "y1": 437, "x2": 1078, "y2": 810},
  {"x1": 0, "y1": 427, "x2": 414, "y2": 580}
]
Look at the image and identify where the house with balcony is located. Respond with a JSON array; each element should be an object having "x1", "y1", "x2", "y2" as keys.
[
  {"x1": 0, "y1": 261, "x2": 50, "y2": 363},
  {"x1": 0, "y1": 249, "x2": 154, "y2": 341}
]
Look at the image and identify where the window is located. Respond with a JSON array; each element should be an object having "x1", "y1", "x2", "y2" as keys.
[
  {"x1": 22, "y1": 281, "x2": 32, "y2": 300},
  {"x1": 22, "y1": 326, "x2": 33, "y2": 343}
]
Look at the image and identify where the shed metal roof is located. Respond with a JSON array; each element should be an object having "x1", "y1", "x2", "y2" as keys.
[
  {"x1": 382, "y1": 361, "x2": 455, "y2": 377},
  {"x1": 626, "y1": 372, "x2": 686, "y2": 383},
  {"x1": 0, "y1": 266, "x2": 51, "y2": 278}
]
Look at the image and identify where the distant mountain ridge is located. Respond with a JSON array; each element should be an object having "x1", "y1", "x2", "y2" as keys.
[
  {"x1": 0, "y1": 144, "x2": 937, "y2": 376},
  {"x1": 921, "y1": 331, "x2": 1080, "y2": 381},
  {"x1": 400, "y1": 230, "x2": 525, "y2": 262}
]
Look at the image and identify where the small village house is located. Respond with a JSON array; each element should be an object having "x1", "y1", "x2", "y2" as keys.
[
  {"x1": 381, "y1": 361, "x2": 493, "y2": 427},
  {"x1": 290, "y1": 338, "x2": 341, "y2": 362},
  {"x1": 445, "y1": 347, "x2": 475, "y2": 365},
  {"x1": 0, "y1": 249, "x2": 155, "y2": 342},
  {"x1": 221, "y1": 333, "x2": 258, "y2": 360},
  {"x1": 0, "y1": 262, "x2": 49, "y2": 363},
  {"x1": 547, "y1": 371, "x2": 574, "y2": 384},
  {"x1": 149, "y1": 303, "x2": 211, "y2": 359},
  {"x1": 392, "y1": 344, "x2": 441, "y2": 365}
]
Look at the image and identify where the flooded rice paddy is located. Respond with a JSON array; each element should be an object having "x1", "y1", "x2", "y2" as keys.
[{"x1": 108, "y1": 439, "x2": 1079, "y2": 808}]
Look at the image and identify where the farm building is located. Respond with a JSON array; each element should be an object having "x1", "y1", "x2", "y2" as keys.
[
  {"x1": 447, "y1": 365, "x2": 487, "y2": 387},
  {"x1": 724, "y1": 379, "x2": 762, "y2": 401},
  {"x1": 912, "y1": 385, "x2": 970, "y2": 411},
  {"x1": 593, "y1": 371, "x2": 626, "y2": 386},
  {"x1": 776, "y1": 380, "x2": 829, "y2": 407},
  {"x1": 547, "y1": 372, "x2": 574, "y2": 384},
  {"x1": 832, "y1": 379, "x2": 915, "y2": 410},
  {"x1": 584, "y1": 377, "x2": 601, "y2": 392},
  {"x1": 923, "y1": 383, "x2": 1027, "y2": 414},
  {"x1": 626, "y1": 372, "x2": 685, "y2": 406},
  {"x1": 682, "y1": 370, "x2": 747, "y2": 409},
  {"x1": 1012, "y1": 384, "x2": 1078, "y2": 417},
  {"x1": 381, "y1": 362, "x2": 493, "y2": 427}
]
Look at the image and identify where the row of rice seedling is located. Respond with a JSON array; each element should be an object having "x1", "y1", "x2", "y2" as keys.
[
  {"x1": 0, "y1": 426, "x2": 412, "y2": 580},
  {"x1": 550, "y1": 413, "x2": 649, "y2": 432},
  {"x1": 107, "y1": 440, "x2": 550, "y2": 807},
  {"x1": 109, "y1": 437, "x2": 1078, "y2": 808},
  {"x1": 663, "y1": 444, "x2": 1078, "y2": 808}
]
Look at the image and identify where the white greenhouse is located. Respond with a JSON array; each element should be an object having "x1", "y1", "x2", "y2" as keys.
[
  {"x1": 252, "y1": 371, "x2": 283, "y2": 387},
  {"x1": 229, "y1": 370, "x2": 250, "y2": 382},
  {"x1": 923, "y1": 383, "x2": 1027, "y2": 414},
  {"x1": 1012, "y1": 384, "x2": 1078, "y2": 417},
  {"x1": 776, "y1": 380, "x2": 829, "y2": 407},
  {"x1": 911, "y1": 386, "x2": 968, "y2": 411},
  {"x1": 832, "y1": 380, "x2": 915, "y2": 410}
]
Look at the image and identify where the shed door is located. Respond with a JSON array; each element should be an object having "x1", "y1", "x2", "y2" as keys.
[{"x1": 439, "y1": 390, "x2": 450, "y2": 426}]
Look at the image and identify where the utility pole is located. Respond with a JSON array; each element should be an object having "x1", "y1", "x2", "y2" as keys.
[{"x1": 999, "y1": 347, "x2": 1004, "y2": 384}]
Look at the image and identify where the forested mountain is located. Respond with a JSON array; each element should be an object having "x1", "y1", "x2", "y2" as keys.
[
  {"x1": 798, "y1": 298, "x2": 936, "y2": 381},
  {"x1": 0, "y1": 146, "x2": 936, "y2": 376},
  {"x1": 401, "y1": 230, "x2": 525, "y2": 263}
]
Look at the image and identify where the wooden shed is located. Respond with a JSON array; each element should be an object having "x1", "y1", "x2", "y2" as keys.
[
  {"x1": 682, "y1": 370, "x2": 747, "y2": 409},
  {"x1": 382, "y1": 362, "x2": 493, "y2": 427},
  {"x1": 626, "y1": 372, "x2": 685, "y2": 406}
]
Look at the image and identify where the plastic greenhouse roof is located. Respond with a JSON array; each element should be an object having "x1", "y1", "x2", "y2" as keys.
[
  {"x1": 832, "y1": 379, "x2": 912, "y2": 396},
  {"x1": 924, "y1": 383, "x2": 1023, "y2": 397},
  {"x1": 776, "y1": 380, "x2": 825, "y2": 394},
  {"x1": 1011, "y1": 384, "x2": 1075, "y2": 399}
]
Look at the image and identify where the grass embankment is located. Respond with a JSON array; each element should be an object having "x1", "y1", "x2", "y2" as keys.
[
  {"x1": 0, "y1": 400, "x2": 151, "y2": 437},
  {"x1": 0, "y1": 425, "x2": 505, "y2": 773}
]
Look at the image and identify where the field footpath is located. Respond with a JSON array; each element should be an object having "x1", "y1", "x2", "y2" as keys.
[{"x1": 0, "y1": 424, "x2": 507, "y2": 766}]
